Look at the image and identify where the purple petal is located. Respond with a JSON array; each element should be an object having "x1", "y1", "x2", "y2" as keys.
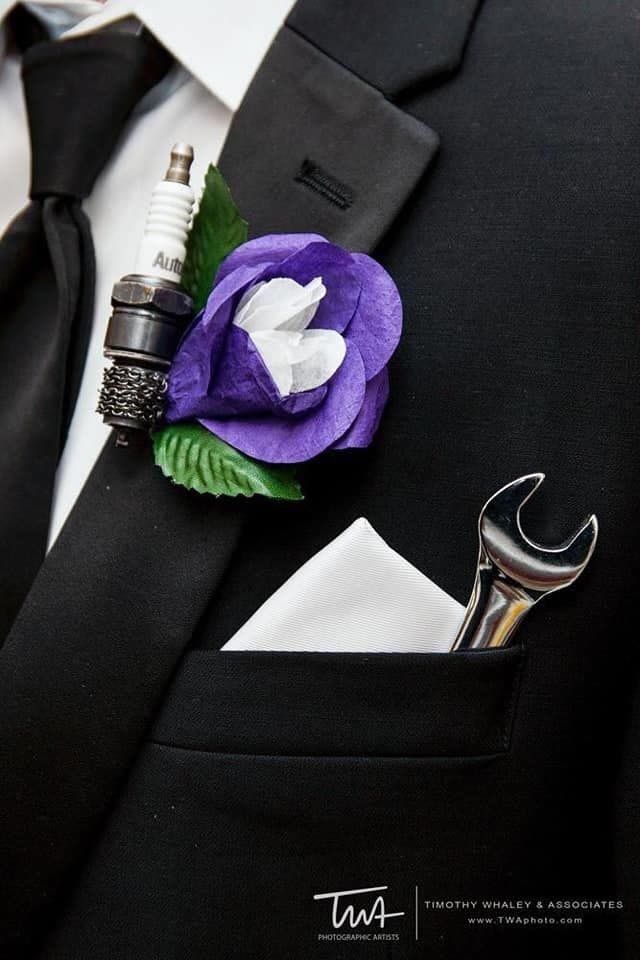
[
  {"x1": 346, "y1": 253, "x2": 402, "y2": 379},
  {"x1": 199, "y1": 342, "x2": 366, "y2": 463},
  {"x1": 264, "y1": 241, "x2": 361, "y2": 334},
  {"x1": 276, "y1": 382, "x2": 329, "y2": 416},
  {"x1": 200, "y1": 326, "x2": 280, "y2": 416},
  {"x1": 332, "y1": 367, "x2": 390, "y2": 450},
  {"x1": 199, "y1": 327, "x2": 327, "y2": 418},
  {"x1": 166, "y1": 262, "x2": 266, "y2": 422},
  {"x1": 216, "y1": 233, "x2": 327, "y2": 284}
]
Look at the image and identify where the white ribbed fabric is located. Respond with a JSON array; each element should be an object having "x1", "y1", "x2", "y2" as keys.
[{"x1": 222, "y1": 518, "x2": 464, "y2": 653}]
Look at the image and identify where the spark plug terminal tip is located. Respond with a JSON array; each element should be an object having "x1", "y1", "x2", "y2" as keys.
[{"x1": 165, "y1": 142, "x2": 194, "y2": 185}]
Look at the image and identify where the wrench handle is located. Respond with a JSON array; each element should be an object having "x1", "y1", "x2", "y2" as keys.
[{"x1": 452, "y1": 566, "x2": 533, "y2": 650}]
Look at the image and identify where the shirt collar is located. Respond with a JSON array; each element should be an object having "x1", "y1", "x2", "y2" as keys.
[{"x1": 0, "y1": 0, "x2": 295, "y2": 111}]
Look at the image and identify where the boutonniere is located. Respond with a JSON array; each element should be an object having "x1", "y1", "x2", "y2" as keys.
[{"x1": 152, "y1": 165, "x2": 403, "y2": 500}]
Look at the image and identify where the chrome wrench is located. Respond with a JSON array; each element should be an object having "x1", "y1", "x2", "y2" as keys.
[{"x1": 451, "y1": 474, "x2": 598, "y2": 650}]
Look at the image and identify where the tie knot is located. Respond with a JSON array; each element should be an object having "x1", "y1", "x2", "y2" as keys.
[{"x1": 23, "y1": 30, "x2": 171, "y2": 201}]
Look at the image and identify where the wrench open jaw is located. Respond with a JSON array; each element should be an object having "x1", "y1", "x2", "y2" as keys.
[{"x1": 451, "y1": 474, "x2": 598, "y2": 651}]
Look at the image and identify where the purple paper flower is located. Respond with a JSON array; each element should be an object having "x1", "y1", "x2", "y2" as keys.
[{"x1": 165, "y1": 234, "x2": 402, "y2": 463}]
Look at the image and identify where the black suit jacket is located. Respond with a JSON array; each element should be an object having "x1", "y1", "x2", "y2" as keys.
[{"x1": 1, "y1": 1, "x2": 638, "y2": 957}]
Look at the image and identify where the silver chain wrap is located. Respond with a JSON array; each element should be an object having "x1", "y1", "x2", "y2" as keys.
[{"x1": 97, "y1": 364, "x2": 168, "y2": 430}]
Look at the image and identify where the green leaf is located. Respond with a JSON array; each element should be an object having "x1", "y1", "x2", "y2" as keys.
[
  {"x1": 181, "y1": 165, "x2": 248, "y2": 311},
  {"x1": 153, "y1": 423, "x2": 304, "y2": 501}
]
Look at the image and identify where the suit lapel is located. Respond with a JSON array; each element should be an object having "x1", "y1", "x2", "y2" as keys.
[
  {"x1": 0, "y1": 23, "x2": 439, "y2": 955},
  {"x1": 0, "y1": 436, "x2": 247, "y2": 953},
  {"x1": 218, "y1": 26, "x2": 439, "y2": 251}
]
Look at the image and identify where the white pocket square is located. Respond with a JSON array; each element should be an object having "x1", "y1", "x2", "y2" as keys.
[{"x1": 222, "y1": 518, "x2": 464, "y2": 653}]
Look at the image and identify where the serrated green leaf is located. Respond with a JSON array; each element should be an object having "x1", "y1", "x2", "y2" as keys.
[
  {"x1": 153, "y1": 423, "x2": 304, "y2": 501},
  {"x1": 182, "y1": 165, "x2": 248, "y2": 311}
]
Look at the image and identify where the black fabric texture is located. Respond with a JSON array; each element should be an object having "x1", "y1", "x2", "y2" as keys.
[
  {"x1": 38, "y1": 636, "x2": 614, "y2": 959},
  {"x1": 0, "y1": 0, "x2": 639, "y2": 957},
  {"x1": 219, "y1": 27, "x2": 438, "y2": 252},
  {"x1": 0, "y1": 436, "x2": 245, "y2": 956},
  {"x1": 0, "y1": 31, "x2": 170, "y2": 641},
  {"x1": 24, "y1": 33, "x2": 171, "y2": 200},
  {"x1": 7, "y1": 6, "x2": 50, "y2": 51},
  {"x1": 150, "y1": 647, "x2": 524, "y2": 757},
  {"x1": 287, "y1": 0, "x2": 482, "y2": 98}
]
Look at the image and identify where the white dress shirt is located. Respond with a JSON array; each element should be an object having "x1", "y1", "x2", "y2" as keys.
[{"x1": 0, "y1": 0, "x2": 294, "y2": 548}]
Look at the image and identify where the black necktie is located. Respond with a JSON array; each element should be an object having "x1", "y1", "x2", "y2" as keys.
[{"x1": 0, "y1": 28, "x2": 170, "y2": 641}]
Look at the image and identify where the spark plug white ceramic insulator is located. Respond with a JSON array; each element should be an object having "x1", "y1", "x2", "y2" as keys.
[{"x1": 134, "y1": 142, "x2": 195, "y2": 283}]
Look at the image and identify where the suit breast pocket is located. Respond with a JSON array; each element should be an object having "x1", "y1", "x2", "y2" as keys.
[
  {"x1": 41, "y1": 648, "x2": 528, "y2": 960},
  {"x1": 151, "y1": 646, "x2": 525, "y2": 758}
]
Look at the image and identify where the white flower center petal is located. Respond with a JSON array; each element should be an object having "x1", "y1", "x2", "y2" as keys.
[
  {"x1": 232, "y1": 276, "x2": 345, "y2": 397},
  {"x1": 249, "y1": 330, "x2": 297, "y2": 396},
  {"x1": 234, "y1": 276, "x2": 326, "y2": 333},
  {"x1": 289, "y1": 329, "x2": 346, "y2": 394},
  {"x1": 250, "y1": 328, "x2": 346, "y2": 397}
]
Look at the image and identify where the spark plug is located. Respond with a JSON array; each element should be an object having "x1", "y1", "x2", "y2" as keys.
[{"x1": 97, "y1": 143, "x2": 196, "y2": 442}]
